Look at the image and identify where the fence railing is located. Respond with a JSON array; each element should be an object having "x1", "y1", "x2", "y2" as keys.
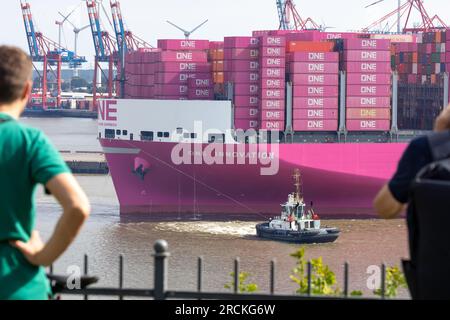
[{"x1": 50, "y1": 240, "x2": 395, "y2": 300}]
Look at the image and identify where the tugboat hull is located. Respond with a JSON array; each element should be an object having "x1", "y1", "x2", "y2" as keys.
[{"x1": 256, "y1": 223, "x2": 340, "y2": 244}]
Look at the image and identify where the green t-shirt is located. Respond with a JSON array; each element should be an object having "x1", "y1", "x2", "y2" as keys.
[{"x1": 0, "y1": 112, "x2": 70, "y2": 300}]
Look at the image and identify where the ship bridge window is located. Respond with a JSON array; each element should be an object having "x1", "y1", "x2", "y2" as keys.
[
  {"x1": 208, "y1": 134, "x2": 225, "y2": 144},
  {"x1": 157, "y1": 132, "x2": 170, "y2": 139},
  {"x1": 123, "y1": 130, "x2": 128, "y2": 136},
  {"x1": 141, "y1": 131, "x2": 154, "y2": 141},
  {"x1": 116, "y1": 130, "x2": 122, "y2": 135},
  {"x1": 183, "y1": 133, "x2": 197, "y2": 139},
  {"x1": 176, "y1": 128, "x2": 183, "y2": 134},
  {"x1": 105, "y1": 129, "x2": 115, "y2": 139}
]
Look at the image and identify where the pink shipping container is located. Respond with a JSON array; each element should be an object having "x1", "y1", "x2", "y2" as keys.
[
  {"x1": 157, "y1": 51, "x2": 208, "y2": 62},
  {"x1": 260, "y1": 67, "x2": 285, "y2": 79},
  {"x1": 228, "y1": 72, "x2": 260, "y2": 83},
  {"x1": 346, "y1": 96, "x2": 391, "y2": 108},
  {"x1": 158, "y1": 39, "x2": 210, "y2": 51},
  {"x1": 343, "y1": 39, "x2": 391, "y2": 51},
  {"x1": 234, "y1": 119, "x2": 259, "y2": 130},
  {"x1": 260, "y1": 46, "x2": 286, "y2": 57},
  {"x1": 288, "y1": 52, "x2": 339, "y2": 62},
  {"x1": 260, "y1": 121, "x2": 285, "y2": 131},
  {"x1": 234, "y1": 95, "x2": 259, "y2": 107},
  {"x1": 290, "y1": 62, "x2": 339, "y2": 74},
  {"x1": 293, "y1": 97, "x2": 339, "y2": 109},
  {"x1": 290, "y1": 74, "x2": 339, "y2": 86},
  {"x1": 346, "y1": 119, "x2": 391, "y2": 131},
  {"x1": 445, "y1": 52, "x2": 450, "y2": 62},
  {"x1": 346, "y1": 85, "x2": 391, "y2": 97},
  {"x1": 293, "y1": 109, "x2": 338, "y2": 120},
  {"x1": 155, "y1": 96, "x2": 188, "y2": 101},
  {"x1": 260, "y1": 57, "x2": 286, "y2": 68},
  {"x1": 346, "y1": 73, "x2": 391, "y2": 85},
  {"x1": 293, "y1": 120, "x2": 338, "y2": 131},
  {"x1": 224, "y1": 60, "x2": 260, "y2": 72},
  {"x1": 188, "y1": 88, "x2": 214, "y2": 100},
  {"x1": 187, "y1": 77, "x2": 213, "y2": 88},
  {"x1": 234, "y1": 84, "x2": 259, "y2": 95},
  {"x1": 155, "y1": 72, "x2": 198, "y2": 84},
  {"x1": 346, "y1": 108, "x2": 391, "y2": 120},
  {"x1": 224, "y1": 48, "x2": 259, "y2": 60},
  {"x1": 260, "y1": 99, "x2": 285, "y2": 110},
  {"x1": 293, "y1": 85, "x2": 339, "y2": 97},
  {"x1": 234, "y1": 107, "x2": 259, "y2": 119},
  {"x1": 260, "y1": 89, "x2": 285, "y2": 99},
  {"x1": 344, "y1": 62, "x2": 392, "y2": 73},
  {"x1": 261, "y1": 110, "x2": 285, "y2": 121},
  {"x1": 224, "y1": 37, "x2": 260, "y2": 49},
  {"x1": 260, "y1": 78, "x2": 286, "y2": 89},
  {"x1": 260, "y1": 35, "x2": 286, "y2": 47},
  {"x1": 343, "y1": 50, "x2": 391, "y2": 62},
  {"x1": 155, "y1": 84, "x2": 188, "y2": 95},
  {"x1": 157, "y1": 62, "x2": 211, "y2": 73}
]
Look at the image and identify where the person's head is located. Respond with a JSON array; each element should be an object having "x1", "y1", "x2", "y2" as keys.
[
  {"x1": 435, "y1": 104, "x2": 450, "y2": 132},
  {"x1": 0, "y1": 46, "x2": 33, "y2": 117}
]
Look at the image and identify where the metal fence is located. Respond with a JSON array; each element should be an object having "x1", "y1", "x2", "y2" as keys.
[{"x1": 50, "y1": 240, "x2": 395, "y2": 300}]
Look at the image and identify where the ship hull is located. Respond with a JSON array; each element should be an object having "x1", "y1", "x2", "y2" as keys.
[{"x1": 100, "y1": 139, "x2": 407, "y2": 220}]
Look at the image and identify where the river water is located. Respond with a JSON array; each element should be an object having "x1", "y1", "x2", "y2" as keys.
[{"x1": 22, "y1": 117, "x2": 410, "y2": 299}]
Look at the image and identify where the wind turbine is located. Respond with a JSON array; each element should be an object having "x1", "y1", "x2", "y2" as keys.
[
  {"x1": 166, "y1": 19, "x2": 209, "y2": 39},
  {"x1": 55, "y1": 4, "x2": 81, "y2": 47},
  {"x1": 365, "y1": 0, "x2": 402, "y2": 33}
]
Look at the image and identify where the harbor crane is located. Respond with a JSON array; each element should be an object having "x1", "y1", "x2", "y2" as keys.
[
  {"x1": 20, "y1": 0, "x2": 87, "y2": 109},
  {"x1": 276, "y1": 0, "x2": 320, "y2": 31}
]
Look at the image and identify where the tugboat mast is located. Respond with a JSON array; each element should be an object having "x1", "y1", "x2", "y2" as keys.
[{"x1": 293, "y1": 169, "x2": 304, "y2": 203}]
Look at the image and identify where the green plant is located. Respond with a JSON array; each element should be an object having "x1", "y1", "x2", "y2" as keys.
[
  {"x1": 290, "y1": 247, "x2": 341, "y2": 296},
  {"x1": 374, "y1": 266, "x2": 407, "y2": 298},
  {"x1": 224, "y1": 272, "x2": 259, "y2": 293}
]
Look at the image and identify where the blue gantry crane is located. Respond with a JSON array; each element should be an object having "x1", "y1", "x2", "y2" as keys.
[{"x1": 276, "y1": 0, "x2": 320, "y2": 30}]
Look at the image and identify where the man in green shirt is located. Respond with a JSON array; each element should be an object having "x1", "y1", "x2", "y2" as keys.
[{"x1": 0, "y1": 46, "x2": 90, "y2": 300}]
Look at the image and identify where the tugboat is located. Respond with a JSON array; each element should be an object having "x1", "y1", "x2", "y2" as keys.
[{"x1": 256, "y1": 169, "x2": 340, "y2": 244}]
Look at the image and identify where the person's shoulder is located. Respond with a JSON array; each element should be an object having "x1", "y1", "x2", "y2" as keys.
[
  {"x1": 14, "y1": 122, "x2": 51, "y2": 147},
  {"x1": 408, "y1": 135, "x2": 431, "y2": 153}
]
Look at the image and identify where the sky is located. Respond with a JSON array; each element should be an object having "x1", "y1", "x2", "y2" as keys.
[{"x1": 2, "y1": 0, "x2": 449, "y2": 68}]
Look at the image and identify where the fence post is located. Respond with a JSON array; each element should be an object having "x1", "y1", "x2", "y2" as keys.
[{"x1": 153, "y1": 240, "x2": 170, "y2": 300}]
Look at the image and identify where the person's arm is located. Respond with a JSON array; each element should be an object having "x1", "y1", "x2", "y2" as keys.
[
  {"x1": 374, "y1": 185, "x2": 406, "y2": 219},
  {"x1": 11, "y1": 173, "x2": 90, "y2": 267}
]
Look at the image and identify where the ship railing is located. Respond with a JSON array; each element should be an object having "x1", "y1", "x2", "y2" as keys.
[{"x1": 48, "y1": 240, "x2": 403, "y2": 300}]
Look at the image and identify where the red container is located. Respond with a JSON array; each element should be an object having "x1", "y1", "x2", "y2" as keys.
[
  {"x1": 188, "y1": 88, "x2": 214, "y2": 100},
  {"x1": 344, "y1": 62, "x2": 392, "y2": 73},
  {"x1": 157, "y1": 39, "x2": 210, "y2": 51},
  {"x1": 346, "y1": 96, "x2": 391, "y2": 108},
  {"x1": 234, "y1": 95, "x2": 259, "y2": 107},
  {"x1": 293, "y1": 85, "x2": 339, "y2": 97},
  {"x1": 224, "y1": 48, "x2": 259, "y2": 60},
  {"x1": 234, "y1": 119, "x2": 259, "y2": 130},
  {"x1": 293, "y1": 120, "x2": 338, "y2": 131},
  {"x1": 234, "y1": 84, "x2": 259, "y2": 95},
  {"x1": 346, "y1": 73, "x2": 391, "y2": 85},
  {"x1": 290, "y1": 74, "x2": 339, "y2": 86},
  {"x1": 157, "y1": 62, "x2": 211, "y2": 73},
  {"x1": 346, "y1": 108, "x2": 391, "y2": 120},
  {"x1": 260, "y1": 57, "x2": 286, "y2": 68},
  {"x1": 259, "y1": 67, "x2": 285, "y2": 79},
  {"x1": 224, "y1": 60, "x2": 259, "y2": 72},
  {"x1": 260, "y1": 35, "x2": 286, "y2": 47},
  {"x1": 260, "y1": 121, "x2": 285, "y2": 131},
  {"x1": 260, "y1": 78, "x2": 286, "y2": 89},
  {"x1": 187, "y1": 77, "x2": 214, "y2": 88},
  {"x1": 293, "y1": 97, "x2": 339, "y2": 109},
  {"x1": 260, "y1": 99, "x2": 285, "y2": 110},
  {"x1": 260, "y1": 89, "x2": 285, "y2": 99},
  {"x1": 346, "y1": 85, "x2": 391, "y2": 97},
  {"x1": 234, "y1": 107, "x2": 259, "y2": 119},
  {"x1": 343, "y1": 39, "x2": 391, "y2": 51},
  {"x1": 290, "y1": 62, "x2": 339, "y2": 74},
  {"x1": 261, "y1": 110, "x2": 285, "y2": 121},
  {"x1": 343, "y1": 50, "x2": 391, "y2": 62},
  {"x1": 346, "y1": 119, "x2": 391, "y2": 131},
  {"x1": 157, "y1": 51, "x2": 208, "y2": 62},
  {"x1": 260, "y1": 46, "x2": 286, "y2": 57},
  {"x1": 228, "y1": 72, "x2": 260, "y2": 83},
  {"x1": 289, "y1": 52, "x2": 339, "y2": 62},
  {"x1": 224, "y1": 37, "x2": 260, "y2": 49},
  {"x1": 293, "y1": 109, "x2": 338, "y2": 120}
]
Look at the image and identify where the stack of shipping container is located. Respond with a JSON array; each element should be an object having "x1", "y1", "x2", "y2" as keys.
[
  {"x1": 259, "y1": 35, "x2": 286, "y2": 131},
  {"x1": 224, "y1": 36, "x2": 261, "y2": 131},
  {"x1": 343, "y1": 38, "x2": 392, "y2": 131},
  {"x1": 208, "y1": 41, "x2": 225, "y2": 96}
]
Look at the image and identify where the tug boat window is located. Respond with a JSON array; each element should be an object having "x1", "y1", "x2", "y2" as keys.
[
  {"x1": 141, "y1": 131, "x2": 154, "y2": 141},
  {"x1": 105, "y1": 129, "x2": 115, "y2": 139}
]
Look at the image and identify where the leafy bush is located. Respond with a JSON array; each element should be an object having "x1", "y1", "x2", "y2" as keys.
[
  {"x1": 374, "y1": 266, "x2": 407, "y2": 298},
  {"x1": 224, "y1": 272, "x2": 258, "y2": 293}
]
